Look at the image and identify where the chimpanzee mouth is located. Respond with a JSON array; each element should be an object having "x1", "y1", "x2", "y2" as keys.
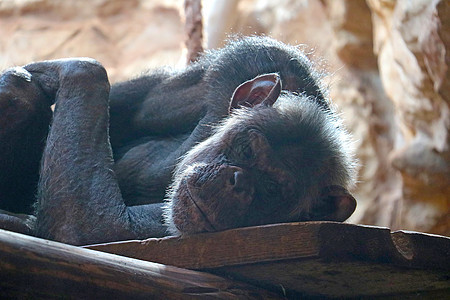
[{"x1": 183, "y1": 178, "x2": 218, "y2": 232}]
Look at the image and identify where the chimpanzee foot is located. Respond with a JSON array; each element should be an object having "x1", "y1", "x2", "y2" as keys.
[
  {"x1": 23, "y1": 58, "x2": 108, "y2": 101},
  {"x1": 0, "y1": 66, "x2": 54, "y2": 213},
  {"x1": 0, "y1": 58, "x2": 104, "y2": 129},
  {"x1": 0, "y1": 66, "x2": 49, "y2": 133},
  {"x1": 0, "y1": 209, "x2": 35, "y2": 235}
]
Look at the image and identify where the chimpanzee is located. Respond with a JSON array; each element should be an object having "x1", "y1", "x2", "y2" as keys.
[{"x1": 0, "y1": 37, "x2": 357, "y2": 245}]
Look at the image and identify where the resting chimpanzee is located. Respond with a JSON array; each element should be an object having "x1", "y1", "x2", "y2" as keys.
[{"x1": 0, "y1": 37, "x2": 357, "y2": 245}]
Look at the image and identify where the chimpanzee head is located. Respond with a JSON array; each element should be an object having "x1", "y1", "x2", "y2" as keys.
[{"x1": 165, "y1": 73, "x2": 356, "y2": 234}]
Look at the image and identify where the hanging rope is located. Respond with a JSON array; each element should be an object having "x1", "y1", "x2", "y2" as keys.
[{"x1": 184, "y1": 0, "x2": 204, "y2": 64}]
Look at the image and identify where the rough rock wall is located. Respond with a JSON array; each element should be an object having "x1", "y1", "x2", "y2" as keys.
[
  {"x1": 367, "y1": 0, "x2": 449, "y2": 234},
  {"x1": 1, "y1": 0, "x2": 448, "y2": 235},
  {"x1": 323, "y1": 0, "x2": 404, "y2": 228},
  {"x1": 0, "y1": 0, "x2": 184, "y2": 82}
]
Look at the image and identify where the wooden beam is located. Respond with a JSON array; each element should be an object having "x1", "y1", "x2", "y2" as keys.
[
  {"x1": 88, "y1": 221, "x2": 321, "y2": 269},
  {"x1": 0, "y1": 229, "x2": 281, "y2": 299},
  {"x1": 2, "y1": 222, "x2": 448, "y2": 298},
  {"x1": 87, "y1": 221, "x2": 450, "y2": 270},
  {"x1": 87, "y1": 222, "x2": 450, "y2": 298}
]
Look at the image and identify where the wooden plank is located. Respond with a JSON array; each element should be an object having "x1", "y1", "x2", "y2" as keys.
[
  {"x1": 0, "y1": 229, "x2": 281, "y2": 299},
  {"x1": 317, "y1": 222, "x2": 450, "y2": 269},
  {"x1": 390, "y1": 230, "x2": 450, "y2": 269},
  {"x1": 214, "y1": 259, "x2": 450, "y2": 298},
  {"x1": 87, "y1": 221, "x2": 322, "y2": 269},
  {"x1": 87, "y1": 221, "x2": 450, "y2": 270},
  {"x1": 87, "y1": 222, "x2": 450, "y2": 298}
]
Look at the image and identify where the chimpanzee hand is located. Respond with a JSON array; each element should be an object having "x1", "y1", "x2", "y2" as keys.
[{"x1": 0, "y1": 65, "x2": 52, "y2": 214}]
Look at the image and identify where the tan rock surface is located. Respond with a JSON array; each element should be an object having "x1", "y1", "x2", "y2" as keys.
[
  {"x1": 367, "y1": 0, "x2": 449, "y2": 234},
  {"x1": 0, "y1": 0, "x2": 184, "y2": 83}
]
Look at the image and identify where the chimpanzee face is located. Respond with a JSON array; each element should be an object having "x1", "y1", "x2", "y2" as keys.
[{"x1": 165, "y1": 74, "x2": 356, "y2": 235}]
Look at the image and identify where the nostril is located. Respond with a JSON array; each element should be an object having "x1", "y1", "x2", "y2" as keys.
[
  {"x1": 223, "y1": 166, "x2": 249, "y2": 193},
  {"x1": 229, "y1": 173, "x2": 236, "y2": 186},
  {"x1": 232, "y1": 170, "x2": 245, "y2": 190}
]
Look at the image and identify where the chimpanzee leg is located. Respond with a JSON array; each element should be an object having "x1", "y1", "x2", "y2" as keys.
[
  {"x1": 30, "y1": 59, "x2": 166, "y2": 245},
  {"x1": 0, "y1": 67, "x2": 53, "y2": 214}
]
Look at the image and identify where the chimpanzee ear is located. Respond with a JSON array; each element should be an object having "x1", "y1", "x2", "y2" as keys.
[
  {"x1": 229, "y1": 73, "x2": 281, "y2": 113},
  {"x1": 311, "y1": 186, "x2": 357, "y2": 222}
]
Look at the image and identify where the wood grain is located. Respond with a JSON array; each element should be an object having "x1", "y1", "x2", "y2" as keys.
[
  {"x1": 2, "y1": 222, "x2": 448, "y2": 298},
  {"x1": 88, "y1": 221, "x2": 322, "y2": 269},
  {"x1": 0, "y1": 229, "x2": 281, "y2": 299},
  {"x1": 87, "y1": 221, "x2": 450, "y2": 270},
  {"x1": 87, "y1": 221, "x2": 450, "y2": 298}
]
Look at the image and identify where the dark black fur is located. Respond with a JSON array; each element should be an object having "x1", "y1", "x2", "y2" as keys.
[{"x1": 0, "y1": 37, "x2": 356, "y2": 245}]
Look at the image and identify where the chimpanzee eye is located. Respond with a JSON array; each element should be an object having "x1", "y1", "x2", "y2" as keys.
[
  {"x1": 263, "y1": 180, "x2": 280, "y2": 196},
  {"x1": 241, "y1": 145, "x2": 253, "y2": 160},
  {"x1": 228, "y1": 139, "x2": 254, "y2": 163}
]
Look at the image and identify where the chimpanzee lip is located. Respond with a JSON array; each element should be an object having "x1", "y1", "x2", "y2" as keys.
[{"x1": 183, "y1": 178, "x2": 217, "y2": 232}]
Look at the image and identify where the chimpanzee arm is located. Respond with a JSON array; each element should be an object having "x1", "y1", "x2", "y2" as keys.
[
  {"x1": 108, "y1": 63, "x2": 208, "y2": 151},
  {"x1": 29, "y1": 59, "x2": 167, "y2": 245}
]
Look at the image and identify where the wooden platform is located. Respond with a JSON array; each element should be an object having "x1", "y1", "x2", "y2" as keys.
[{"x1": 1, "y1": 222, "x2": 449, "y2": 298}]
